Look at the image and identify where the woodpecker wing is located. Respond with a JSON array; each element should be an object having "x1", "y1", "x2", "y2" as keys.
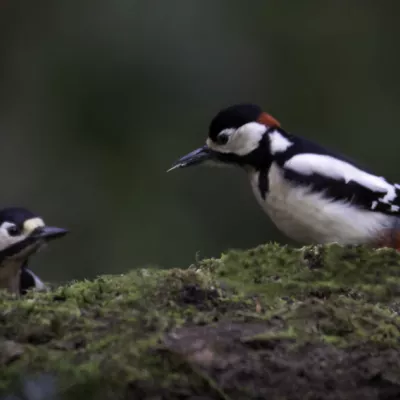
[
  {"x1": 20, "y1": 265, "x2": 47, "y2": 294},
  {"x1": 279, "y1": 152, "x2": 400, "y2": 215}
]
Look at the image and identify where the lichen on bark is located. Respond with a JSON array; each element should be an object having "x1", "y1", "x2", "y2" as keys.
[{"x1": 1, "y1": 243, "x2": 400, "y2": 399}]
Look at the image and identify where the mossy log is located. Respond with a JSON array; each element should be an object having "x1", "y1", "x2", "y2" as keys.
[{"x1": 2, "y1": 243, "x2": 400, "y2": 399}]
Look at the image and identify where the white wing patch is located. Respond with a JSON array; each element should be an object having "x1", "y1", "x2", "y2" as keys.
[
  {"x1": 29, "y1": 269, "x2": 47, "y2": 291},
  {"x1": 284, "y1": 153, "x2": 397, "y2": 206},
  {"x1": 22, "y1": 268, "x2": 47, "y2": 291}
]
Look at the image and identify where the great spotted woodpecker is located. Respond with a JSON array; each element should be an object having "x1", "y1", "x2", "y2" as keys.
[
  {"x1": 168, "y1": 103, "x2": 400, "y2": 249},
  {"x1": 0, "y1": 207, "x2": 68, "y2": 295}
]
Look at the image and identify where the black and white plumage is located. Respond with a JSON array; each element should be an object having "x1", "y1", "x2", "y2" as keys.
[
  {"x1": 0, "y1": 207, "x2": 68, "y2": 295},
  {"x1": 168, "y1": 103, "x2": 400, "y2": 247},
  {"x1": 20, "y1": 264, "x2": 47, "y2": 295}
]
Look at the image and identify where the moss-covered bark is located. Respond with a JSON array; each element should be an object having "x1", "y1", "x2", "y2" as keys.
[{"x1": 1, "y1": 243, "x2": 400, "y2": 399}]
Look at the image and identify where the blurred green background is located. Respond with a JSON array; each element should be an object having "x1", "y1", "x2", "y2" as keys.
[{"x1": 1, "y1": 1, "x2": 400, "y2": 283}]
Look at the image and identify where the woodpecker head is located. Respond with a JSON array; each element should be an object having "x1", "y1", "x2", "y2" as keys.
[
  {"x1": 168, "y1": 103, "x2": 282, "y2": 171},
  {"x1": 0, "y1": 207, "x2": 68, "y2": 294}
]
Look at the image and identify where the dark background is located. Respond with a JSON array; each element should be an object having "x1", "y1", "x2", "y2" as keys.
[{"x1": 1, "y1": 1, "x2": 399, "y2": 283}]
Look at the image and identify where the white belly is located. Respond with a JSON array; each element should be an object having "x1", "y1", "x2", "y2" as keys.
[{"x1": 249, "y1": 163, "x2": 393, "y2": 244}]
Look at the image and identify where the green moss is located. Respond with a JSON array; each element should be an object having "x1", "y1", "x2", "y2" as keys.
[
  {"x1": 209, "y1": 243, "x2": 400, "y2": 302},
  {"x1": 2, "y1": 244, "x2": 400, "y2": 399}
]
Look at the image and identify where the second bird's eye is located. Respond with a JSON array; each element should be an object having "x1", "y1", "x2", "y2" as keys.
[
  {"x1": 7, "y1": 225, "x2": 21, "y2": 236},
  {"x1": 216, "y1": 133, "x2": 229, "y2": 145}
]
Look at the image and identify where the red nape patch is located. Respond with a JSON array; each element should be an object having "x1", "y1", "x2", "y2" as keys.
[
  {"x1": 257, "y1": 112, "x2": 281, "y2": 128},
  {"x1": 374, "y1": 229, "x2": 400, "y2": 251}
]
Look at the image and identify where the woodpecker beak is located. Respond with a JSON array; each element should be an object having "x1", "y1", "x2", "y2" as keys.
[
  {"x1": 167, "y1": 145, "x2": 215, "y2": 172},
  {"x1": 31, "y1": 226, "x2": 69, "y2": 241}
]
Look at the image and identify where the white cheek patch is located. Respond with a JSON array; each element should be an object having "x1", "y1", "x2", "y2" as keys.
[
  {"x1": 0, "y1": 218, "x2": 45, "y2": 254},
  {"x1": 206, "y1": 128, "x2": 235, "y2": 152},
  {"x1": 207, "y1": 122, "x2": 266, "y2": 156},
  {"x1": 23, "y1": 218, "x2": 45, "y2": 234},
  {"x1": 269, "y1": 130, "x2": 293, "y2": 154},
  {"x1": 0, "y1": 222, "x2": 25, "y2": 252}
]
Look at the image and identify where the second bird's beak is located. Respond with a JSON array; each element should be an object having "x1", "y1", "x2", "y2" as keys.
[
  {"x1": 167, "y1": 145, "x2": 215, "y2": 172},
  {"x1": 31, "y1": 226, "x2": 69, "y2": 241}
]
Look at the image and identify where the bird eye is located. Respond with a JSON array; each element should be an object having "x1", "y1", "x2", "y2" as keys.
[
  {"x1": 216, "y1": 133, "x2": 229, "y2": 145},
  {"x1": 7, "y1": 225, "x2": 21, "y2": 236}
]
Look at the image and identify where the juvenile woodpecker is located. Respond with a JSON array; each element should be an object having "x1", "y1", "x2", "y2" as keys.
[
  {"x1": 0, "y1": 207, "x2": 68, "y2": 295},
  {"x1": 168, "y1": 103, "x2": 400, "y2": 249}
]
